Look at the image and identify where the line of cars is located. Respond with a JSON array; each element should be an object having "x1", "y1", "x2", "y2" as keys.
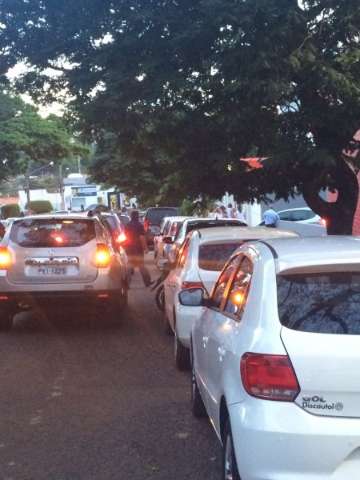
[
  {"x1": 0, "y1": 210, "x2": 131, "y2": 329},
  {"x1": 154, "y1": 212, "x2": 360, "y2": 479}
]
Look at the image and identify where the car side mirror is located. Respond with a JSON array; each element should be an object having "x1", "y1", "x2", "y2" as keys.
[
  {"x1": 179, "y1": 288, "x2": 206, "y2": 307},
  {"x1": 163, "y1": 236, "x2": 174, "y2": 244}
]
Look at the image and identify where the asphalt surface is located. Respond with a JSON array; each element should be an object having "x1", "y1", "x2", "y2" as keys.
[{"x1": 0, "y1": 258, "x2": 221, "y2": 480}]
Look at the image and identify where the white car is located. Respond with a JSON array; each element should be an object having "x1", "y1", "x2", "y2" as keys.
[
  {"x1": 154, "y1": 216, "x2": 189, "y2": 267},
  {"x1": 181, "y1": 236, "x2": 360, "y2": 479},
  {"x1": 277, "y1": 206, "x2": 322, "y2": 224},
  {"x1": 164, "y1": 226, "x2": 297, "y2": 370},
  {"x1": 168, "y1": 217, "x2": 247, "y2": 264}
]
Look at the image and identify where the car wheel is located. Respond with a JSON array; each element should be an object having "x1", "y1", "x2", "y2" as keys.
[
  {"x1": 155, "y1": 285, "x2": 165, "y2": 312},
  {"x1": 223, "y1": 419, "x2": 241, "y2": 480},
  {"x1": 174, "y1": 332, "x2": 190, "y2": 371},
  {"x1": 0, "y1": 312, "x2": 13, "y2": 331},
  {"x1": 118, "y1": 286, "x2": 128, "y2": 310},
  {"x1": 190, "y1": 351, "x2": 207, "y2": 418},
  {"x1": 163, "y1": 312, "x2": 173, "y2": 335}
]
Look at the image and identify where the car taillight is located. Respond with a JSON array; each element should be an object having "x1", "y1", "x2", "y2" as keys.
[
  {"x1": 94, "y1": 244, "x2": 112, "y2": 268},
  {"x1": 144, "y1": 219, "x2": 150, "y2": 231},
  {"x1": 181, "y1": 281, "x2": 204, "y2": 290},
  {"x1": 115, "y1": 232, "x2": 127, "y2": 244},
  {"x1": 0, "y1": 247, "x2": 12, "y2": 270},
  {"x1": 320, "y1": 218, "x2": 327, "y2": 227},
  {"x1": 240, "y1": 353, "x2": 300, "y2": 402}
]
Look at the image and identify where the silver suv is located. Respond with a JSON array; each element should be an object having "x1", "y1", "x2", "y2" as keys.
[{"x1": 0, "y1": 214, "x2": 128, "y2": 330}]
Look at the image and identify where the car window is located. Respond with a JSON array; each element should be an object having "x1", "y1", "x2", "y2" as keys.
[
  {"x1": 161, "y1": 220, "x2": 170, "y2": 235},
  {"x1": 10, "y1": 219, "x2": 96, "y2": 247},
  {"x1": 198, "y1": 242, "x2": 242, "y2": 271},
  {"x1": 177, "y1": 238, "x2": 190, "y2": 268},
  {"x1": 146, "y1": 208, "x2": 178, "y2": 225},
  {"x1": 170, "y1": 221, "x2": 183, "y2": 237},
  {"x1": 224, "y1": 257, "x2": 253, "y2": 319},
  {"x1": 292, "y1": 209, "x2": 314, "y2": 221},
  {"x1": 277, "y1": 272, "x2": 360, "y2": 334},
  {"x1": 278, "y1": 211, "x2": 294, "y2": 221},
  {"x1": 211, "y1": 256, "x2": 240, "y2": 309}
]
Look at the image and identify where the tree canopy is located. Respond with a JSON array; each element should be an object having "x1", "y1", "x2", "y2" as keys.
[
  {"x1": 2, "y1": 0, "x2": 360, "y2": 230},
  {"x1": 0, "y1": 92, "x2": 87, "y2": 181}
]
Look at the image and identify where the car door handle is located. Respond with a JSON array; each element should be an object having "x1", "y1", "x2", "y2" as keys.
[
  {"x1": 218, "y1": 346, "x2": 226, "y2": 357},
  {"x1": 202, "y1": 336, "x2": 209, "y2": 347}
]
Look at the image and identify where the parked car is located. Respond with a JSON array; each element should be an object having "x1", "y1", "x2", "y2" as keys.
[
  {"x1": 96, "y1": 212, "x2": 130, "y2": 287},
  {"x1": 164, "y1": 226, "x2": 298, "y2": 370},
  {"x1": 168, "y1": 217, "x2": 247, "y2": 264},
  {"x1": 143, "y1": 207, "x2": 179, "y2": 246},
  {"x1": 182, "y1": 236, "x2": 360, "y2": 479},
  {"x1": 0, "y1": 214, "x2": 128, "y2": 330},
  {"x1": 277, "y1": 206, "x2": 322, "y2": 224},
  {"x1": 154, "y1": 216, "x2": 189, "y2": 266}
]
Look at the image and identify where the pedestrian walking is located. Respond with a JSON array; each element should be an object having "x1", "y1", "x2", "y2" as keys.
[
  {"x1": 124, "y1": 210, "x2": 152, "y2": 287},
  {"x1": 263, "y1": 207, "x2": 280, "y2": 228},
  {"x1": 231, "y1": 205, "x2": 247, "y2": 224}
]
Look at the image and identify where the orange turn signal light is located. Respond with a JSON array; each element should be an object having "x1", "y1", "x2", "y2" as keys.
[
  {"x1": 94, "y1": 244, "x2": 112, "y2": 268},
  {"x1": 230, "y1": 290, "x2": 246, "y2": 307},
  {"x1": 0, "y1": 247, "x2": 12, "y2": 270}
]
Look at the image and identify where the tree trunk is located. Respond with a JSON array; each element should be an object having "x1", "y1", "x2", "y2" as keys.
[{"x1": 302, "y1": 160, "x2": 359, "y2": 235}]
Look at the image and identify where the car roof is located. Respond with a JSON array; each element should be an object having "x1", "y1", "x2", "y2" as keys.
[
  {"x1": 163, "y1": 216, "x2": 190, "y2": 222},
  {"x1": 252, "y1": 236, "x2": 360, "y2": 272},
  {"x1": 277, "y1": 207, "x2": 313, "y2": 213},
  {"x1": 12, "y1": 214, "x2": 97, "y2": 222},
  {"x1": 194, "y1": 226, "x2": 298, "y2": 244}
]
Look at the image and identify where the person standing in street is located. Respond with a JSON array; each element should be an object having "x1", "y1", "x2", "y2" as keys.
[
  {"x1": 124, "y1": 210, "x2": 152, "y2": 287},
  {"x1": 263, "y1": 206, "x2": 280, "y2": 228}
]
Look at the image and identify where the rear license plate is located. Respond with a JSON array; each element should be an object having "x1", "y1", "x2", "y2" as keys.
[{"x1": 25, "y1": 266, "x2": 79, "y2": 277}]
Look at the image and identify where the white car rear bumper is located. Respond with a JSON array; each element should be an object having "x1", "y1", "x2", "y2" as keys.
[{"x1": 229, "y1": 399, "x2": 360, "y2": 479}]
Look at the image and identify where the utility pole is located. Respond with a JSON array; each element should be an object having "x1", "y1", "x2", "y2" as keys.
[
  {"x1": 25, "y1": 160, "x2": 31, "y2": 209},
  {"x1": 59, "y1": 164, "x2": 65, "y2": 210}
]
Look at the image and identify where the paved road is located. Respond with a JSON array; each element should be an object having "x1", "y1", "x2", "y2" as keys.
[{"x1": 0, "y1": 260, "x2": 221, "y2": 480}]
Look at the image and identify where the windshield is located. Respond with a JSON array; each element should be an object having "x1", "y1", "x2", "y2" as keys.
[
  {"x1": 277, "y1": 272, "x2": 360, "y2": 334},
  {"x1": 199, "y1": 242, "x2": 242, "y2": 271},
  {"x1": 10, "y1": 219, "x2": 96, "y2": 247}
]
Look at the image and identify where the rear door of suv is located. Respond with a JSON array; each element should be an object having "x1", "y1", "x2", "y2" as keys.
[{"x1": 7, "y1": 217, "x2": 99, "y2": 285}]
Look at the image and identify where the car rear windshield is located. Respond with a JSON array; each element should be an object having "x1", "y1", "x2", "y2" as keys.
[
  {"x1": 146, "y1": 208, "x2": 178, "y2": 225},
  {"x1": 199, "y1": 243, "x2": 241, "y2": 271},
  {"x1": 10, "y1": 219, "x2": 96, "y2": 248},
  {"x1": 277, "y1": 272, "x2": 360, "y2": 334}
]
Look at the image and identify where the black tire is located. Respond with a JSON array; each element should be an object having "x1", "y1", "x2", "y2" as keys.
[
  {"x1": 155, "y1": 285, "x2": 165, "y2": 312},
  {"x1": 0, "y1": 312, "x2": 13, "y2": 331},
  {"x1": 191, "y1": 351, "x2": 207, "y2": 418},
  {"x1": 222, "y1": 419, "x2": 241, "y2": 480},
  {"x1": 175, "y1": 333, "x2": 190, "y2": 371},
  {"x1": 163, "y1": 312, "x2": 173, "y2": 335}
]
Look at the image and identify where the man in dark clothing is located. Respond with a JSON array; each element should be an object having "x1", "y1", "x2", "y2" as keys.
[{"x1": 125, "y1": 210, "x2": 152, "y2": 287}]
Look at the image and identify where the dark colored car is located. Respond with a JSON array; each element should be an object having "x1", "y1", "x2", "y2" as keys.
[{"x1": 143, "y1": 207, "x2": 179, "y2": 246}]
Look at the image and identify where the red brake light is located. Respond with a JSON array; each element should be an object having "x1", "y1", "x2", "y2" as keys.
[
  {"x1": 241, "y1": 353, "x2": 300, "y2": 402},
  {"x1": 0, "y1": 247, "x2": 12, "y2": 270},
  {"x1": 94, "y1": 244, "x2": 112, "y2": 268},
  {"x1": 144, "y1": 219, "x2": 150, "y2": 231},
  {"x1": 115, "y1": 232, "x2": 127, "y2": 244},
  {"x1": 181, "y1": 281, "x2": 204, "y2": 290}
]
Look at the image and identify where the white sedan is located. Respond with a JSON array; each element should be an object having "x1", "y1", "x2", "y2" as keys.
[
  {"x1": 182, "y1": 236, "x2": 360, "y2": 479},
  {"x1": 164, "y1": 226, "x2": 297, "y2": 370}
]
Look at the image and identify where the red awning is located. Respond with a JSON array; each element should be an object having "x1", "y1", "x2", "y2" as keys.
[{"x1": 240, "y1": 157, "x2": 268, "y2": 170}]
